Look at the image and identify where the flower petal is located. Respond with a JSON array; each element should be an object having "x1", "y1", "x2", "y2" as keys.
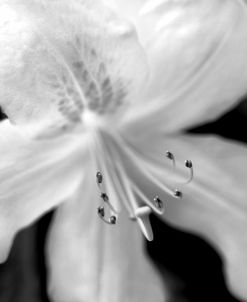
[
  {"x1": 102, "y1": 0, "x2": 142, "y2": 21},
  {"x1": 121, "y1": 131, "x2": 247, "y2": 300},
  {"x1": 0, "y1": 120, "x2": 86, "y2": 262},
  {"x1": 106, "y1": 0, "x2": 247, "y2": 132},
  {"x1": 46, "y1": 173, "x2": 166, "y2": 302},
  {"x1": 0, "y1": 0, "x2": 148, "y2": 134}
]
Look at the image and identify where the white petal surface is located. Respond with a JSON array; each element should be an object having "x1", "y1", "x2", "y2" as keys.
[
  {"x1": 120, "y1": 131, "x2": 247, "y2": 300},
  {"x1": 0, "y1": 0, "x2": 148, "y2": 134},
  {"x1": 0, "y1": 120, "x2": 87, "y2": 262},
  {"x1": 102, "y1": 0, "x2": 142, "y2": 20},
  {"x1": 46, "y1": 173, "x2": 166, "y2": 302},
  {"x1": 105, "y1": 0, "x2": 247, "y2": 132}
]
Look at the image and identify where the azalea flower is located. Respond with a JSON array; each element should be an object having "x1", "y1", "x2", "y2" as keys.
[{"x1": 1, "y1": 0, "x2": 247, "y2": 301}]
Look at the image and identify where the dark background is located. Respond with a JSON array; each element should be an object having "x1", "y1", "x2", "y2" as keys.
[{"x1": 0, "y1": 99, "x2": 247, "y2": 302}]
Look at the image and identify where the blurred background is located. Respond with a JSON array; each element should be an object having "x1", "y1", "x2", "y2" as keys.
[{"x1": 0, "y1": 98, "x2": 247, "y2": 302}]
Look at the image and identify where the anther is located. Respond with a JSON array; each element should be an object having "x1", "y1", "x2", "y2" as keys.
[
  {"x1": 174, "y1": 189, "x2": 182, "y2": 198},
  {"x1": 185, "y1": 160, "x2": 193, "y2": 168},
  {"x1": 101, "y1": 192, "x2": 109, "y2": 202},
  {"x1": 97, "y1": 206, "x2": 105, "y2": 217},
  {"x1": 166, "y1": 151, "x2": 174, "y2": 160},
  {"x1": 184, "y1": 160, "x2": 193, "y2": 184},
  {"x1": 166, "y1": 150, "x2": 175, "y2": 168},
  {"x1": 96, "y1": 171, "x2": 103, "y2": 185},
  {"x1": 109, "y1": 216, "x2": 117, "y2": 225},
  {"x1": 96, "y1": 172, "x2": 110, "y2": 204},
  {"x1": 153, "y1": 196, "x2": 164, "y2": 210},
  {"x1": 96, "y1": 171, "x2": 117, "y2": 223},
  {"x1": 97, "y1": 206, "x2": 117, "y2": 225}
]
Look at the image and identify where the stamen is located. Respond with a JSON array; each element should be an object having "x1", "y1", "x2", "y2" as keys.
[
  {"x1": 97, "y1": 206, "x2": 117, "y2": 225},
  {"x1": 131, "y1": 182, "x2": 164, "y2": 215},
  {"x1": 94, "y1": 132, "x2": 194, "y2": 241},
  {"x1": 99, "y1": 136, "x2": 139, "y2": 216},
  {"x1": 96, "y1": 171, "x2": 118, "y2": 225},
  {"x1": 101, "y1": 192, "x2": 109, "y2": 202},
  {"x1": 94, "y1": 133, "x2": 121, "y2": 211},
  {"x1": 121, "y1": 145, "x2": 179, "y2": 198},
  {"x1": 184, "y1": 159, "x2": 194, "y2": 184},
  {"x1": 108, "y1": 132, "x2": 184, "y2": 207},
  {"x1": 109, "y1": 216, "x2": 117, "y2": 224},
  {"x1": 166, "y1": 150, "x2": 175, "y2": 169},
  {"x1": 97, "y1": 206, "x2": 105, "y2": 217},
  {"x1": 185, "y1": 160, "x2": 193, "y2": 168},
  {"x1": 174, "y1": 189, "x2": 182, "y2": 198},
  {"x1": 96, "y1": 171, "x2": 103, "y2": 185},
  {"x1": 153, "y1": 196, "x2": 164, "y2": 211},
  {"x1": 108, "y1": 131, "x2": 178, "y2": 198},
  {"x1": 166, "y1": 151, "x2": 193, "y2": 185}
]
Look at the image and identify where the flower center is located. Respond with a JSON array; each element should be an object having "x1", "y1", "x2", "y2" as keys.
[{"x1": 91, "y1": 131, "x2": 194, "y2": 241}]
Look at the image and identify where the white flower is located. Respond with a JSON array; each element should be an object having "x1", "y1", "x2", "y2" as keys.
[{"x1": 1, "y1": 0, "x2": 247, "y2": 301}]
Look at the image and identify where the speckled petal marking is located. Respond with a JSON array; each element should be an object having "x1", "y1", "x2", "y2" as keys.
[{"x1": 0, "y1": 0, "x2": 148, "y2": 133}]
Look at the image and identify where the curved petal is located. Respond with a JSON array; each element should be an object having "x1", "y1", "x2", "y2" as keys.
[
  {"x1": 0, "y1": 120, "x2": 87, "y2": 262},
  {"x1": 121, "y1": 131, "x2": 247, "y2": 300},
  {"x1": 106, "y1": 0, "x2": 247, "y2": 133},
  {"x1": 0, "y1": 0, "x2": 148, "y2": 135},
  {"x1": 102, "y1": 0, "x2": 142, "y2": 21},
  {"x1": 46, "y1": 172, "x2": 166, "y2": 302}
]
